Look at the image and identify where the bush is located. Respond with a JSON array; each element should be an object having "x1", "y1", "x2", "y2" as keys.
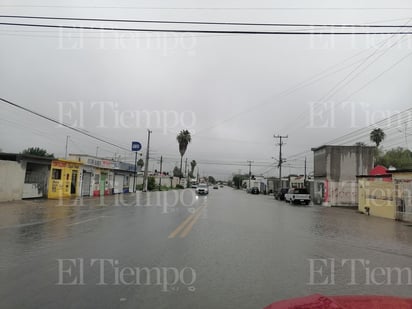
[
  {"x1": 175, "y1": 184, "x2": 184, "y2": 189},
  {"x1": 147, "y1": 177, "x2": 156, "y2": 191}
]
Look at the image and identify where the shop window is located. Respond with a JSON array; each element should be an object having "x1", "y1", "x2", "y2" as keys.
[
  {"x1": 52, "y1": 169, "x2": 62, "y2": 180},
  {"x1": 94, "y1": 174, "x2": 100, "y2": 184}
]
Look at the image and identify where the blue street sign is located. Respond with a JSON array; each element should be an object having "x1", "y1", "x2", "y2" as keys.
[{"x1": 132, "y1": 141, "x2": 142, "y2": 152}]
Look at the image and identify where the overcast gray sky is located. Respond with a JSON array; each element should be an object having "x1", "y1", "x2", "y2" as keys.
[{"x1": 1, "y1": 0, "x2": 412, "y2": 179}]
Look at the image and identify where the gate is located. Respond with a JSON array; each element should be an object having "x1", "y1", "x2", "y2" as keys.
[
  {"x1": 114, "y1": 174, "x2": 124, "y2": 194},
  {"x1": 82, "y1": 172, "x2": 92, "y2": 196},
  {"x1": 395, "y1": 179, "x2": 412, "y2": 222}
]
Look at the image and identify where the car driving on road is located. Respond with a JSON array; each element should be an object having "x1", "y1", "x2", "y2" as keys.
[{"x1": 195, "y1": 183, "x2": 209, "y2": 195}]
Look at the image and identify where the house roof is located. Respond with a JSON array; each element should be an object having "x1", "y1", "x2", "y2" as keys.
[
  {"x1": 369, "y1": 165, "x2": 388, "y2": 175},
  {"x1": 356, "y1": 174, "x2": 392, "y2": 178},
  {"x1": 311, "y1": 144, "x2": 376, "y2": 152},
  {"x1": 356, "y1": 168, "x2": 412, "y2": 178},
  {"x1": 0, "y1": 152, "x2": 54, "y2": 164},
  {"x1": 390, "y1": 169, "x2": 412, "y2": 173}
]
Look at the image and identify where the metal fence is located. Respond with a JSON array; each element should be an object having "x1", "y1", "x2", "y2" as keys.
[{"x1": 395, "y1": 179, "x2": 412, "y2": 222}]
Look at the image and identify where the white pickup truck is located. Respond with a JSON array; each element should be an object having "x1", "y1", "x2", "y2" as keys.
[{"x1": 285, "y1": 188, "x2": 311, "y2": 205}]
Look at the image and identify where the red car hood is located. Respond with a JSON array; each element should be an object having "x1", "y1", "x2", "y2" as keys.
[{"x1": 264, "y1": 294, "x2": 412, "y2": 309}]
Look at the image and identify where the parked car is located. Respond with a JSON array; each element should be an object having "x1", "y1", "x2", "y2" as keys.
[
  {"x1": 191, "y1": 183, "x2": 198, "y2": 189},
  {"x1": 285, "y1": 188, "x2": 310, "y2": 205},
  {"x1": 195, "y1": 183, "x2": 209, "y2": 195},
  {"x1": 250, "y1": 187, "x2": 260, "y2": 194},
  {"x1": 275, "y1": 188, "x2": 289, "y2": 200},
  {"x1": 284, "y1": 188, "x2": 295, "y2": 203},
  {"x1": 213, "y1": 185, "x2": 218, "y2": 189}
]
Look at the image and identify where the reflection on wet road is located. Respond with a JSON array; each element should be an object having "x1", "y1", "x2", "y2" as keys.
[{"x1": 1, "y1": 188, "x2": 412, "y2": 308}]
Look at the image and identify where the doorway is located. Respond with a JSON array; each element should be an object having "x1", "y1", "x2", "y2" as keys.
[{"x1": 71, "y1": 170, "x2": 78, "y2": 194}]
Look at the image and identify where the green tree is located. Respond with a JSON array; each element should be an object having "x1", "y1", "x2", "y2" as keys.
[
  {"x1": 208, "y1": 176, "x2": 216, "y2": 184},
  {"x1": 137, "y1": 158, "x2": 144, "y2": 170},
  {"x1": 232, "y1": 174, "x2": 248, "y2": 189},
  {"x1": 370, "y1": 128, "x2": 385, "y2": 147},
  {"x1": 189, "y1": 160, "x2": 197, "y2": 178},
  {"x1": 176, "y1": 130, "x2": 191, "y2": 177},
  {"x1": 173, "y1": 166, "x2": 182, "y2": 177},
  {"x1": 376, "y1": 147, "x2": 412, "y2": 169},
  {"x1": 22, "y1": 147, "x2": 54, "y2": 158}
]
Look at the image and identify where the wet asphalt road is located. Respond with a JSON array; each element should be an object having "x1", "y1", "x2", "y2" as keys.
[{"x1": 1, "y1": 187, "x2": 412, "y2": 308}]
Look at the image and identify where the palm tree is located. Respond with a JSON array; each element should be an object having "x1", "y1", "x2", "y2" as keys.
[
  {"x1": 176, "y1": 130, "x2": 192, "y2": 177},
  {"x1": 189, "y1": 160, "x2": 197, "y2": 178},
  {"x1": 370, "y1": 128, "x2": 385, "y2": 147}
]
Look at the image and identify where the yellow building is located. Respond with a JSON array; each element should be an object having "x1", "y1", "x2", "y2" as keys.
[
  {"x1": 48, "y1": 159, "x2": 81, "y2": 199},
  {"x1": 358, "y1": 170, "x2": 412, "y2": 221},
  {"x1": 358, "y1": 175, "x2": 395, "y2": 220}
]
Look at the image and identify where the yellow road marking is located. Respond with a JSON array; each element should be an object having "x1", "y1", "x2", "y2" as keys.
[
  {"x1": 179, "y1": 208, "x2": 204, "y2": 238},
  {"x1": 168, "y1": 205, "x2": 206, "y2": 239}
]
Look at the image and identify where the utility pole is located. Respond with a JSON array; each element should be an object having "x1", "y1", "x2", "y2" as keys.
[
  {"x1": 184, "y1": 158, "x2": 188, "y2": 187},
  {"x1": 65, "y1": 136, "x2": 70, "y2": 159},
  {"x1": 304, "y1": 156, "x2": 307, "y2": 188},
  {"x1": 142, "y1": 129, "x2": 152, "y2": 192},
  {"x1": 95, "y1": 146, "x2": 99, "y2": 157},
  {"x1": 186, "y1": 158, "x2": 190, "y2": 188},
  {"x1": 133, "y1": 151, "x2": 138, "y2": 192},
  {"x1": 247, "y1": 160, "x2": 253, "y2": 189},
  {"x1": 274, "y1": 134, "x2": 288, "y2": 190},
  {"x1": 159, "y1": 155, "x2": 163, "y2": 190}
]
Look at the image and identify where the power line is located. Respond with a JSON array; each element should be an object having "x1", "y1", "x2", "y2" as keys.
[
  {"x1": 0, "y1": 97, "x2": 131, "y2": 152},
  {"x1": 282, "y1": 19, "x2": 412, "y2": 135},
  {"x1": 3, "y1": 15, "x2": 412, "y2": 29},
  {"x1": 195, "y1": 33, "x2": 411, "y2": 138},
  {"x1": 284, "y1": 49, "x2": 412, "y2": 144},
  {"x1": 3, "y1": 22, "x2": 412, "y2": 35},
  {"x1": 1, "y1": 5, "x2": 412, "y2": 11},
  {"x1": 326, "y1": 108, "x2": 412, "y2": 145}
]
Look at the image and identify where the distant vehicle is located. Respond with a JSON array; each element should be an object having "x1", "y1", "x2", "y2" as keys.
[
  {"x1": 250, "y1": 187, "x2": 260, "y2": 194},
  {"x1": 191, "y1": 183, "x2": 198, "y2": 189},
  {"x1": 213, "y1": 185, "x2": 218, "y2": 189},
  {"x1": 195, "y1": 183, "x2": 209, "y2": 195},
  {"x1": 275, "y1": 188, "x2": 289, "y2": 201},
  {"x1": 220, "y1": 185, "x2": 223, "y2": 188},
  {"x1": 285, "y1": 188, "x2": 310, "y2": 205}
]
